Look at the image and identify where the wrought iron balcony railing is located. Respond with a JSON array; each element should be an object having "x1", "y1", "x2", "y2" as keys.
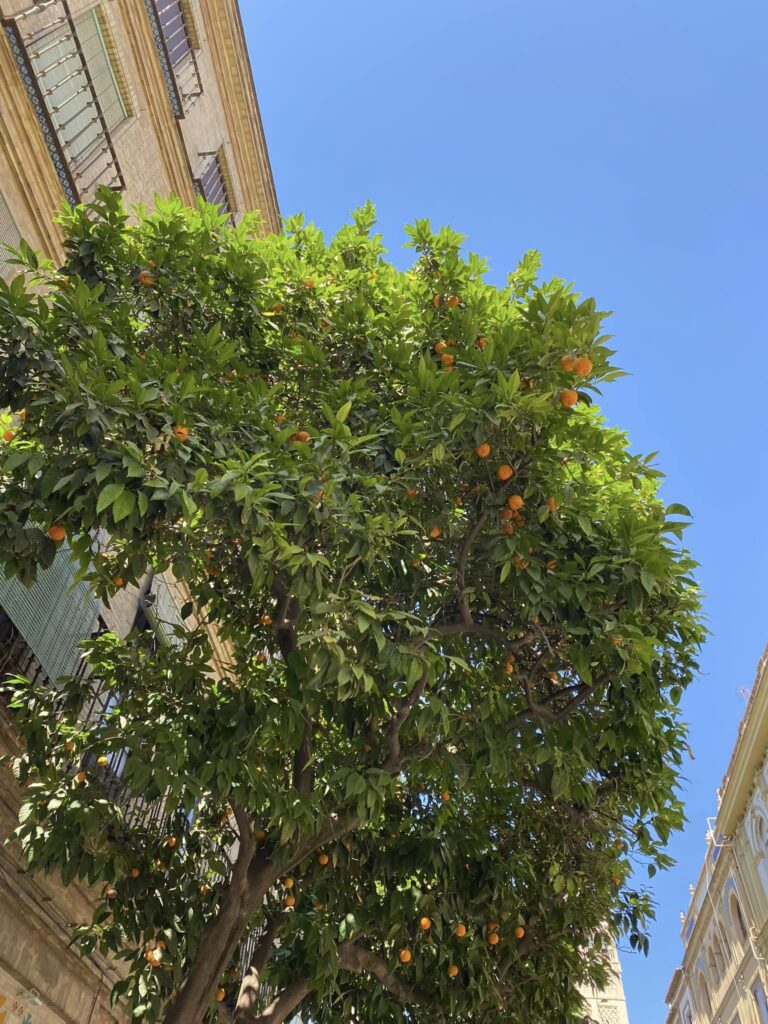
[
  {"x1": 2, "y1": 0, "x2": 125, "y2": 204},
  {"x1": 142, "y1": 0, "x2": 203, "y2": 117}
]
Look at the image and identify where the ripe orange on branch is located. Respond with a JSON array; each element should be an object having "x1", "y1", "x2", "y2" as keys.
[
  {"x1": 454, "y1": 923, "x2": 467, "y2": 937},
  {"x1": 399, "y1": 949, "x2": 412, "y2": 963},
  {"x1": 496, "y1": 464, "x2": 514, "y2": 481},
  {"x1": 47, "y1": 524, "x2": 66, "y2": 543},
  {"x1": 290, "y1": 430, "x2": 311, "y2": 443},
  {"x1": 172, "y1": 425, "x2": 190, "y2": 442},
  {"x1": 475, "y1": 442, "x2": 491, "y2": 459},
  {"x1": 419, "y1": 916, "x2": 432, "y2": 931},
  {"x1": 573, "y1": 356, "x2": 593, "y2": 376},
  {"x1": 506, "y1": 495, "x2": 524, "y2": 511},
  {"x1": 559, "y1": 389, "x2": 579, "y2": 408}
]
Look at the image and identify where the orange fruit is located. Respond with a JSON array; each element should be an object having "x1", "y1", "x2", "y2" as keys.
[
  {"x1": 130, "y1": 867, "x2": 140, "y2": 878},
  {"x1": 432, "y1": 294, "x2": 442, "y2": 307},
  {"x1": 199, "y1": 884, "x2": 210, "y2": 894},
  {"x1": 319, "y1": 853, "x2": 330, "y2": 866},
  {"x1": 573, "y1": 356, "x2": 593, "y2": 376},
  {"x1": 419, "y1": 916, "x2": 432, "y2": 931},
  {"x1": 283, "y1": 877, "x2": 295, "y2": 889},
  {"x1": 303, "y1": 279, "x2": 315, "y2": 288},
  {"x1": 560, "y1": 354, "x2": 576, "y2": 371},
  {"x1": 112, "y1": 576, "x2": 124, "y2": 587},
  {"x1": 399, "y1": 949, "x2": 412, "y2": 963},
  {"x1": 611, "y1": 635, "x2": 623, "y2": 646},
  {"x1": 261, "y1": 614, "x2": 273, "y2": 626},
  {"x1": 165, "y1": 836, "x2": 177, "y2": 847},
  {"x1": 406, "y1": 487, "x2": 417, "y2": 497},
  {"x1": 612, "y1": 875, "x2": 621, "y2": 886},
  {"x1": 272, "y1": 303, "x2": 283, "y2": 313},
  {"x1": 475, "y1": 442, "x2": 491, "y2": 459},
  {"x1": 428, "y1": 526, "x2": 442, "y2": 539},
  {"x1": 440, "y1": 353, "x2": 455, "y2": 365},
  {"x1": 496, "y1": 464, "x2": 514, "y2": 481},
  {"x1": 138, "y1": 269, "x2": 155, "y2": 286},
  {"x1": 17, "y1": 409, "x2": 26, "y2": 421},
  {"x1": 559, "y1": 389, "x2": 579, "y2": 408},
  {"x1": 547, "y1": 559, "x2": 558, "y2": 570},
  {"x1": 506, "y1": 495, "x2": 524, "y2": 511},
  {"x1": 97, "y1": 755, "x2": 108, "y2": 767},
  {"x1": 275, "y1": 414, "x2": 286, "y2": 424},
  {"x1": 314, "y1": 902, "x2": 325, "y2": 910},
  {"x1": 477, "y1": 337, "x2": 487, "y2": 349},
  {"x1": 502, "y1": 662, "x2": 515, "y2": 675},
  {"x1": 454, "y1": 496, "x2": 463, "y2": 505},
  {"x1": 434, "y1": 341, "x2": 447, "y2": 353},
  {"x1": 285, "y1": 895, "x2": 296, "y2": 907},
  {"x1": 75, "y1": 771, "x2": 86, "y2": 784},
  {"x1": 487, "y1": 921, "x2": 498, "y2": 933},
  {"x1": 410, "y1": 559, "x2": 421, "y2": 568},
  {"x1": 448, "y1": 964, "x2": 459, "y2": 978},
  {"x1": 440, "y1": 790, "x2": 450, "y2": 802},
  {"x1": 454, "y1": 924, "x2": 467, "y2": 938},
  {"x1": 47, "y1": 524, "x2": 66, "y2": 543},
  {"x1": 290, "y1": 430, "x2": 311, "y2": 443},
  {"x1": 446, "y1": 295, "x2": 460, "y2": 307},
  {"x1": 105, "y1": 887, "x2": 116, "y2": 899},
  {"x1": 546, "y1": 496, "x2": 557, "y2": 512},
  {"x1": 155, "y1": 860, "x2": 166, "y2": 870},
  {"x1": 501, "y1": 523, "x2": 515, "y2": 535},
  {"x1": 3, "y1": 429, "x2": 15, "y2": 443},
  {"x1": 216, "y1": 988, "x2": 226, "y2": 1003},
  {"x1": 172, "y1": 425, "x2": 190, "y2": 442},
  {"x1": 514, "y1": 926, "x2": 525, "y2": 940},
  {"x1": 255, "y1": 829, "x2": 266, "y2": 842},
  {"x1": 488, "y1": 932, "x2": 500, "y2": 945},
  {"x1": 64, "y1": 740, "x2": 76, "y2": 752}
]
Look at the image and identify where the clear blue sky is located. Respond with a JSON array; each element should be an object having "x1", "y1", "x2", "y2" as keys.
[{"x1": 243, "y1": 2, "x2": 768, "y2": 1019}]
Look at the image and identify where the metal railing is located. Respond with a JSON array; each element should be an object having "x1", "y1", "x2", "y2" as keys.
[
  {"x1": 143, "y1": 0, "x2": 203, "y2": 117},
  {"x1": 2, "y1": 0, "x2": 125, "y2": 204}
]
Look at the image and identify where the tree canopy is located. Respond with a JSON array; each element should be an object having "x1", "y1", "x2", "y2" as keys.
[{"x1": 0, "y1": 190, "x2": 704, "y2": 1023}]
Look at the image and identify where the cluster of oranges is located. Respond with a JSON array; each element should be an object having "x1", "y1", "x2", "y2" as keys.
[
  {"x1": 559, "y1": 353, "x2": 593, "y2": 408},
  {"x1": 398, "y1": 917, "x2": 527, "y2": 975}
]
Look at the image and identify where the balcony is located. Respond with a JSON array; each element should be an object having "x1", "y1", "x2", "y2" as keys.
[
  {"x1": 2, "y1": 0, "x2": 126, "y2": 204},
  {"x1": 143, "y1": 0, "x2": 202, "y2": 117}
]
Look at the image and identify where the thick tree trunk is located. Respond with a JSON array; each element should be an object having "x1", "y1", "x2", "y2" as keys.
[
  {"x1": 250, "y1": 980, "x2": 310, "y2": 1024},
  {"x1": 162, "y1": 809, "x2": 259, "y2": 1024},
  {"x1": 233, "y1": 916, "x2": 280, "y2": 1024}
]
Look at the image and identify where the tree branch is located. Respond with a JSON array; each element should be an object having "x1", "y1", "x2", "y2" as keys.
[
  {"x1": 249, "y1": 979, "x2": 311, "y2": 1024},
  {"x1": 454, "y1": 509, "x2": 489, "y2": 624},
  {"x1": 337, "y1": 942, "x2": 445, "y2": 1022},
  {"x1": 233, "y1": 915, "x2": 281, "y2": 1024},
  {"x1": 382, "y1": 671, "x2": 429, "y2": 772}
]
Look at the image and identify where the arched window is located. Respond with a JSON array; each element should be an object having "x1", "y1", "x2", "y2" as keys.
[
  {"x1": 707, "y1": 946, "x2": 720, "y2": 988},
  {"x1": 730, "y1": 891, "x2": 748, "y2": 943},
  {"x1": 712, "y1": 932, "x2": 727, "y2": 974},
  {"x1": 698, "y1": 971, "x2": 713, "y2": 1015}
]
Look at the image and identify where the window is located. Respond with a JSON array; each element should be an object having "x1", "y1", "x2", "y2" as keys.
[
  {"x1": 149, "y1": 0, "x2": 202, "y2": 110},
  {"x1": 683, "y1": 1006, "x2": 693, "y2": 1024},
  {"x1": 30, "y1": 7, "x2": 126, "y2": 172},
  {"x1": 754, "y1": 980, "x2": 768, "y2": 1024},
  {"x1": 698, "y1": 972, "x2": 712, "y2": 1015},
  {"x1": 196, "y1": 151, "x2": 232, "y2": 216},
  {"x1": 730, "y1": 891, "x2": 748, "y2": 943},
  {"x1": 157, "y1": 0, "x2": 192, "y2": 66},
  {"x1": 5, "y1": 1, "x2": 127, "y2": 199},
  {"x1": 707, "y1": 945, "x2": 720, "y2": 988}
]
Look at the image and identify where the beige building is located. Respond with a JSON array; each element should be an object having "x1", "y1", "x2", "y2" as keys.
[
  {"x1": 0, "y1": 1, "x2": 277, "y2": 1020},
  {"x1": 666, "y1": 645, "x2": 768, "y2": 1024},
  {"x1": 582, "y1": 945, "x2": 632, "y2": 1024}
]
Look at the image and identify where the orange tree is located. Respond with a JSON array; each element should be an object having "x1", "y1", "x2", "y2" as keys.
[{"x1": 0, "y1": 190, "x2": 703, "y2": 1023}]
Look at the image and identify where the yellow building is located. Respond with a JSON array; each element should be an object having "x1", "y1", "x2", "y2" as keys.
[
  {"x1": 0, "y1": 0, "x2": 278, "y2": 275},
  {"x1": 0, "y1": 2, "x2": 277, "y2": 1020},
  {"x1": 666, "y1": 645, "x2": 768, "y2": 1024}
]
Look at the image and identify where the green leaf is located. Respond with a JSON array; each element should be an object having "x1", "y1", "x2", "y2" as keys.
[
  {"x1": 112, "y1": 490, "x2": 136, "y2": 523},
  {"x1": 96, "y1": 482, "x2": 125, "y2": 514}
]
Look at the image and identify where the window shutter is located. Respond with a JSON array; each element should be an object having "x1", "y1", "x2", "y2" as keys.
[
  {"x1": 0, "y1": 548, "x2": 99, "y2": 683},
  {"x1": 0, "y1": 190, "x2": 21, "y2": 280}
]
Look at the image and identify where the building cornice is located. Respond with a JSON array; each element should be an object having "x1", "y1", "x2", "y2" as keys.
[
  {"x1": 717, "y1": 644, "x2": 768, "y2": 836},
  {"x1": 198, "y1": 0, "x2": 280, "y2": 233}
]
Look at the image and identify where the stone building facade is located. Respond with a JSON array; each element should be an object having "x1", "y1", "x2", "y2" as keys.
[
  {"x1": 582, "y1": 945, "x2": 631, "y2": 1024},
  {"x1": 666, "y1": 645, "x2": 768, "y2": 1024},
  {"x1": 0, "y1": 2, "x2": 277, "y2": 1021}
]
